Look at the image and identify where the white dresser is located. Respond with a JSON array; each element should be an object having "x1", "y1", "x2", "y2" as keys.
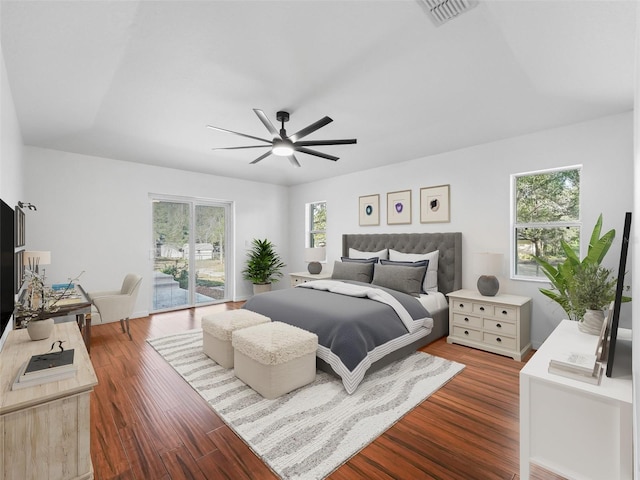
[
  {"x1": 520, "y1": 320, "x2": 632, "y2": 479},
  {"x1": 446, "y1": 289, "x2": 532, "y2": 361}
]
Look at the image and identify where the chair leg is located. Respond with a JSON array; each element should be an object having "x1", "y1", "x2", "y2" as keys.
[
  {"x1": 125, "y1": 317, "x2": 132, "y2": 340},
  {"x1": 120, "y1": 318, "x2": 126, "y2": 333}
]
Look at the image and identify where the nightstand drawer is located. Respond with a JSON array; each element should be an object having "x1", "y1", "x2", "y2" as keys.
[
  {"x1": 453, "y1": 326, "x2": 482, "y2": 342},
  {"x1": 493, "y1": 306, "x2": 517, "y2": 321},
  {"x1": 452, "y1": 299, "x2": 473, "y2": 313},
  {"x1": 453, "y1": 313, "x2": 482, "y2": 329},
  {"x1": 483, "y1": 332, "x2": 516, "y2": 350},
  {"x1": 483, "y1": 318, "x2": 516, "y2": 336},
  {"x1": 472, "y1": 303, "x2": 494, "y2": 316}
]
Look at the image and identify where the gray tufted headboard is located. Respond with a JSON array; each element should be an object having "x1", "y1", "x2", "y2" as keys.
[{"x1": 342, "y1": 232, "x2": 462, "y2": 295}]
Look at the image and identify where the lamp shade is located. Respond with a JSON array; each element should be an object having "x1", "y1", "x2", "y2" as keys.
[
  {"x1": 24, "y1": 251, "x2": 51, "y2": 266},
  {"x1": 473, "y1": 252, "x2": 503, "y2": 276},
  {"x1": 305, "y1": 247, "x2": 326, "y2": 263}
]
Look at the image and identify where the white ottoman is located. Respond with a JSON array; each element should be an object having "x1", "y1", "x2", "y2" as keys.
[
  {"x1": 202, "y1": 309, "x2": 271, "y2": 368},
  {"x1": 232, "y1": 322, "x2": 318, "y2": 399}
]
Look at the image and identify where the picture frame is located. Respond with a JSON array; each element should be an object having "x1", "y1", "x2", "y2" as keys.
[
  {"x1": 14, "y1": 250, "x2": 24, "y2": 294},
  {"x1": 420, "y1": 184, "x2": 450, "y2": 223},
  {"x1": 358, "y1": 194, "x2": 380, "y2": 226},
  {"x1": 387, "y1": 190, "x2": 411, "y2": 225},
  {"x1": 596, "y1": 301, "x2": 614, "y2": 362},
  {"x1": 14, "y1": 206, "x2": 25, "y2": 248}
]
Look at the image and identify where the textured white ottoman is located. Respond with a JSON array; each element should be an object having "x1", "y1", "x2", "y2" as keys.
[
  {"x1": 232, "y1": 322, "x2": 318, "y2": 399},
  {"x1": 202, "y1": 309, "x2": 271, "y2": 368}
]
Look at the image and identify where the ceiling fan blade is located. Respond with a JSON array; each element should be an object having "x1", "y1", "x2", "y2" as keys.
[
  {"x1": 253, "y1": 109, "x2": 280, "y2": 138},
  {"x1": 288, "y1": 155, "x2": 301, "y2": 168},
  {"x1": 250, "y1": 150, "x2": 273, "y2": 165},
  {"x1": 207, "y1": 125, "x2": 272, "y2": 144},
  {"x1": 295, "y1": 146, "x2": 339, "y2": 162},
  {"x1": 212, "y1": 145, "x2": 271, "y2": 151},
  {"x1": 290, "y1": 116, "x2": 333, "y2": 142},
  {"x1": 294, "y1": 139, "x2": 357, "y2": 147}
]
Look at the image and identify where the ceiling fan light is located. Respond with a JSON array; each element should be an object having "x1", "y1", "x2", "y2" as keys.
[{"x1": 272, "y1": 139, "x2": 294, "y2": 156}]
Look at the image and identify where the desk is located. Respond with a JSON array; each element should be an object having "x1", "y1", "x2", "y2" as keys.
[
  {"x1": 16, "y1": 285, "x2": 93, "y2": 353},
  {"x1": 0, "y1": 322, "x2": 98, "y2": 479},
  {"x1": 519, "y1": 320, "x2": 632, "y2": 479}
]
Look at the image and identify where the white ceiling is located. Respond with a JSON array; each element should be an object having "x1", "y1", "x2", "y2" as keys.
[{"x1": 1, "y1": 0, "x2": 636, "y2": 186}]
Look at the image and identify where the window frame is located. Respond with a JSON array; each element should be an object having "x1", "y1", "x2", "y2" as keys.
[
  {"x1": 510, "y1": 165, "x2": 582, "y2": 282},
  {"x1": 305, "y1": 200, "x2": 327, "y2": 253}
]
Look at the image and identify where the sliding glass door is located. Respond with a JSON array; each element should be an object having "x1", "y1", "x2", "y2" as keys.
[{"x1": 151, "y1": 196, "x2": 231, "y2": 312}]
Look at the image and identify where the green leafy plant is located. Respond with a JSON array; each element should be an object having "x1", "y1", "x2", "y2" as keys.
[
  {"x1": 242, "y1": 238, "x2": 286, "y2": 285},
  {"x1": 567, "y1": 263, "x2": 617, "y2": 319},
  {"x1": 533, "y1": 214, "x2": 630, "y2": 320}
]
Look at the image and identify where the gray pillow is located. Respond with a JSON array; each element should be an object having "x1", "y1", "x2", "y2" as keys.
[
  {"x1": 331, "y1": 261, "x2": 374, "y2": 283},
  {"x1": 379, "y1": 259, "x2": 429, "y2": 293},
  {"x1": 341, "y1": 256, "x2": 378, "y2": 264},
  {"x1": 371, "y1": 263, "x2": 427, "y2": 297}
]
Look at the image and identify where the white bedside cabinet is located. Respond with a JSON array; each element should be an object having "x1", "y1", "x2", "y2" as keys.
[
  {"x1": 289, "y1": 271, "x2": 332, "y2": 287},
  {"x1": 520, "y1": 320, "x2": 632, "y2": 479},
  {"x1": 446, "y1": 289, "x2": 532, "y2": 361}
]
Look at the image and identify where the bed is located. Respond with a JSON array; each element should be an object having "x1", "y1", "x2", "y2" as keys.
[{"x1": 243, "y1": 232, "x2": 462, "y2": 393}]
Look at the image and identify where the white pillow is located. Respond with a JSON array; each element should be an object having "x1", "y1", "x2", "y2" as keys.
[
  {"x1": 348, "y1": 248, "x2": 388, "y2": 261},
  {"x1": 389, "y1": 249, "x2": 439, "y2": 292}
]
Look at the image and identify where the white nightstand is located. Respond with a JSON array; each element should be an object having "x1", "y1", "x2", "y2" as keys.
[
  {"x1": 446, "y1": 289, "x2": 532, "y2": 361},
  {"x1": 289, "y1": 271, "x2": 332, "y2": 287}
]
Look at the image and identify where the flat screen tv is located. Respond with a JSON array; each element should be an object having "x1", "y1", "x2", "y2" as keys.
[
  {"x1": 605, "y1": 211, "x2": 632, "y2": 378},
  {"x1": 0, "y1": 199, "x2": 15, "y2": 338}
]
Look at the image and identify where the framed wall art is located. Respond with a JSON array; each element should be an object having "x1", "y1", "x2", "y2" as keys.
[
  {"x1": 359, "y1": 194, "x2": 380, "y2": 226},
  {"x1": 15, "y1": 206, "x2": 25, "y2": 248},
  {"x1": 420, "y1": 184, "x2": 450, "y2": 223},
  {"x1": 387, "y1": 190, "x2": 411, "y2": 225}
]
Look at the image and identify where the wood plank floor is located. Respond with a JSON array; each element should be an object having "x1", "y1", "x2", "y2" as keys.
[{"x1": 89, "y1": 302, "x2": 565, "y2": 480}]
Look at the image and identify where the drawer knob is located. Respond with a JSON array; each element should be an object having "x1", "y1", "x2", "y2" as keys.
[
  {"x1": 480, "y1": 306, "x2": 485, "y2": 311},
  {"x1": 464, "y1": 330, "x2": 469, "y2": 335},
  {"x1": 459, "y1": 303, "x2": 464, "y2": 308},
  {"x1": 501, "y1": 310, "x2": 508, "y2": 315},
  {"x1": 496, "y1": 323, "x2": 502, "y2": 328},
  {"x1": 496, "y1": 337, "x2": 502, "y2": 343},
  {"x1": 464, "y1": 317, "x2": 469, "y2": 322}
]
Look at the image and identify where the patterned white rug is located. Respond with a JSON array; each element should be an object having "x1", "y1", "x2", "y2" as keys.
[{"x1": 148, "y1": 329, "x2": 464, "y2": 480}]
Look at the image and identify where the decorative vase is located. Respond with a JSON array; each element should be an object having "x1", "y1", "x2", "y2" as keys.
[
  {"x1": 253, "y1": 283, "x2": 272, "y2": 295},
  {"x1": 578, "y1": 309, "x2": 605, "y2": 335},
  {"x1": 26, "y1": 318, "x2": 54, "y2": 341}
]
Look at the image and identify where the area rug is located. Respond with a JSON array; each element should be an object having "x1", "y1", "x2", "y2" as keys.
[{"x1": 148, "y1": 329, "x2": 464, "y2": 480}]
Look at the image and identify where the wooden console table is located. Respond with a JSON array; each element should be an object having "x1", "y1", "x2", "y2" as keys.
[{"x1": 0, "y1": 322, "x2": 98, "y2": 479}]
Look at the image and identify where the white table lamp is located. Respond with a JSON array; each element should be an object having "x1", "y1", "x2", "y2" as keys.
[
  {"x1": 473, "y1": 252, "x2": 503, "y2": 296},
  {"x1": 305, "y1": 247, "x2": 326, "y2": 274}
]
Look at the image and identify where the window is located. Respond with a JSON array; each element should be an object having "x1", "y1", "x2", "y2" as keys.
[
  {"x1": 306, "y1": 201, "x2": 326, "y2": 248},
  {"x1": 512, "y1": 166, "x2": 581, "y2": 280}
]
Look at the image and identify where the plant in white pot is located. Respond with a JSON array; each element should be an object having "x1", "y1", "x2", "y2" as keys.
[
  {"x1": 567, "y1": 263, "x2": 617, "y2": 334},
  {"x1": 242, "y1": 238, "x2": 286, "y2": 294}
]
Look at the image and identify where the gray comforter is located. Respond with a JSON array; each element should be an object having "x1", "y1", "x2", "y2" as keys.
[{"x1": 242, "y1": 280, "x2": 431, "y2": 393}]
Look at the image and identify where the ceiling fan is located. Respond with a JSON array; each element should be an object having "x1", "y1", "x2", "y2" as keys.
[{"x1": 207, "y1": 109, "x2": 357, "y2": 167}]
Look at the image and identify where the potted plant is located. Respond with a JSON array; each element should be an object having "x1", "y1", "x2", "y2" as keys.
[
  {"x1": 242, "y1": 238, "x2": 286, "y2": 294},
  {"x1": 567, "y1": 263, "x2": 617, "y2": 334},
  {"x1": 533, "y1": 214, "x2": 630, "y2": 329}
]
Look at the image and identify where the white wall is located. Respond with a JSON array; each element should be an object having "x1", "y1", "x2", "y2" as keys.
[
  {"x1": 23, "y1": 147, "x2": 289, "y2": 319},
  {"x1": 632, "y1": 6, "x2": 639, "y2": 477},
  {"x1": 289, "y1": 112, "x2": 634, "y2": 349},
  {"x1": 0, "y1": 43, "x2": 24, "y2": 348}
]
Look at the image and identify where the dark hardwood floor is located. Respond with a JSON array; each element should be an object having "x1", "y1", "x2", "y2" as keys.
[{"x1": 89, "y1": 302, "x2": 564, "y2": 480}]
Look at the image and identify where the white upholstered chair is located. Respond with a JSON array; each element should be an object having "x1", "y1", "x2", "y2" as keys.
[{"x1": 89, "y1": 274, "x2": 142, "y2": 340}]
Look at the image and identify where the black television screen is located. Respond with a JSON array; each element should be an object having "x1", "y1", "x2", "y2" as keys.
[
  {"x1": 605, "y1": 211, "x2": 632, "y2": 378},
  {"x1": 0, "y1": 199, "x2": 15, "y2": 338}
]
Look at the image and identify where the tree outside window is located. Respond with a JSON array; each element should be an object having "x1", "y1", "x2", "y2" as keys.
[
  {"x1": 513, "y1": 167, "x2": 581, "y2": 280},
  {"x1": 307, "y1": 201, "x2": 326, "y2": 248}
]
